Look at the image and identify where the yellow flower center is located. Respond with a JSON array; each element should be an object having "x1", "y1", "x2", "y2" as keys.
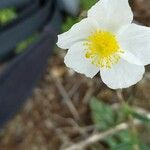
[{"x1": 84, "y1": 30, "x2": 123, "y2": 68}]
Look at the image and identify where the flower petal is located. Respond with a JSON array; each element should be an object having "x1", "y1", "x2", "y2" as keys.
[
  {"x1": 57, "y1": 18, "x2": 98, "y2": 49},
  {"x1": 100, "y1": 59, "x2": 145, "y2": 89},
  {"x1": 117, "y1": 23, "x2": 150, "y2": 65},
  {"x1": 64, "y1": 42, "x2": 99, "y2": 78},
  {"x1": 88, "y1": 0, "x2": 133, "y2": 32},
  {"x1": 119, "y1": 50, "x2": 142, "y2": 66}
]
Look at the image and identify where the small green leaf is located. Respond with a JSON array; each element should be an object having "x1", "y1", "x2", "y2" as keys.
[
  {"x1": 90, "y1": 98, "x2": 115, "y2": 130},
  {"x1": 111, "y1": 142, "x2": 133, "y2": 150},
  {"x1": 139, "y1": 143, "x2": 150, "y2": 150},
  {"x1": 131, "y1": 112, "x2": 150, "y2": 124},
  {"x1": 122, "y1": 104, "x2": 150, "y2": 124},
  {"x1": 106, "y1": 130, "x2": 134, "y2": 149}
]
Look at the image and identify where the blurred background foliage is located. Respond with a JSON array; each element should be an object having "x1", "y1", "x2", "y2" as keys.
[
  {"x1": 0, "y1": 8, "x2": 17, "y2": 25},
  {"x1": 62, "y1": 0, "x2": 98, "y2": 31},
  {"x1": 0, "y1": 0, "x2": 150, "y2": 150}
]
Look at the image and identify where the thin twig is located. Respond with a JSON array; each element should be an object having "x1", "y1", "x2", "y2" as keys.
[
  {"x1": 52, "y1": 114, "x2": 92, "y2": 136},
  {"x1": 82, "y1": 88, "x2": 93, "y2": 104},
  {"x1": 45, "y1": 119, "x2": 71, "y2": 147},
  {"x1": 68, "y1": 81, "x2": 83, "y2": 97},
  {"x1": 116, "y1": 89, "x2": 125, "y2": 104},
  {"x1": 65, "y1": 123, "x2": 128, "y2": 150},
  {"x1": 55, "y1": 78, "x2": 80, "y2": 121},
  {"x1": 64, "y1": 112, "x2": 150, "y2": 150}
]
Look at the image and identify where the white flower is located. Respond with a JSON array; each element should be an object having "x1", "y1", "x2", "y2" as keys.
[{"x1": 57, "y1": 0, "x2": 150, "y2": 89}]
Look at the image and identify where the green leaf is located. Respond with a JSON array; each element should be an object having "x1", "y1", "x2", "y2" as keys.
[
  {"x1": 117, "y1": 130, "x2": 133, "y2": 143},
  {"x1": 89, "y1": 98, "x2": 149, "y2": 150},
  {"x1": 110, "y1": 138, "x2": 150, "y2": 150},
  {"x1": 122, "y1": 104, "x2": 150, "y2": 124},
  {"x1": 111, "y1": 142, "x2": 133, "y2": 150},
  {"x1": 131, "y1": 112, "x2": 150, "y2": 124},
  {"x1": 106, "y1": 136, "x2": 119, "y2": 147},
  {"x1": 139, "y1": 143, "x2": 150, "y2": 150},
  {"x1": 90, "y1": 98, "x2": 116, "y2": 130},
  {"x1": 106, "y1": 130, "x2": 134, "y2": 149}
]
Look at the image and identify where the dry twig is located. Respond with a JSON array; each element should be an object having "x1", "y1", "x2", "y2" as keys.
[
  {"x1": 64, "y1": 112, "x2": 150, "y2": 150},
  {"x1": 65, "y1": 123, "x2": 128, "y2": 150},
  {"x1": 55, "y1": 78, "x2": 80, "y2": 121}
]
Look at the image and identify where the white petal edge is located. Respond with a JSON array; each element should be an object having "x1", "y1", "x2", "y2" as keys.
[
  {"x1": 117, "y1": 23, "x2": 150, "y2": 65},
  {"x1": 57, "y1": 18, "x2": 99, "y2": 49},
  {"x1": 100, "y1": 59, "x2": 145, "y2": 89},
  {"x1": 88, "y1": 0, "x2": 133, "y2": 33},
  {"x1": 64, "y1": 42, "x2": 99, "y2": 78}
]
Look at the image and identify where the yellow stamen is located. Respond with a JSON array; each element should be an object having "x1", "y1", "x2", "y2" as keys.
[{"x1": 84, "y1": 30, "x2": 123, "y2": 68}]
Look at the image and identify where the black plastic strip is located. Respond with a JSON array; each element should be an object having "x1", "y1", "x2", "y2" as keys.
[
  {"x1": 0, "y1": 0, "x2": 53, "y2": 59},
  {"x1": 0, "y1": 1, "x2": 40, "y2": 31},
  {"x1": 0, "y1": 9, "x2": 62, "y2": 126},
  {"x1": 0, "y1": 0, "x2": 34, "y2": 9}
]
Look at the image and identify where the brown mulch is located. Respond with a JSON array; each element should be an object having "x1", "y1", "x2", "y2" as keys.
[{"x1": 0, "y1": 0, "x2": 150, "y2": 150}]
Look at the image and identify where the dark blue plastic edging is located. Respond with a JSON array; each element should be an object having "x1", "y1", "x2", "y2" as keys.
[
  {"x1": 0, "y1": 0, "x2": 34, "y2": 9},
  {"x1": 0, "y1": 1, "x2": 40, "y2": 31},
  {"x1": 0, "y1": 8, "x2": 62, "y2": 127},
  {"x1": 0, "y1": 0, "x2": 53, "y2": 59}
]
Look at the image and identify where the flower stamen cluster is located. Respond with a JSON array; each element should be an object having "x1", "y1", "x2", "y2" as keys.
[{"x1": 84, "y1": 31, "x2": 124, "y2": 68}]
